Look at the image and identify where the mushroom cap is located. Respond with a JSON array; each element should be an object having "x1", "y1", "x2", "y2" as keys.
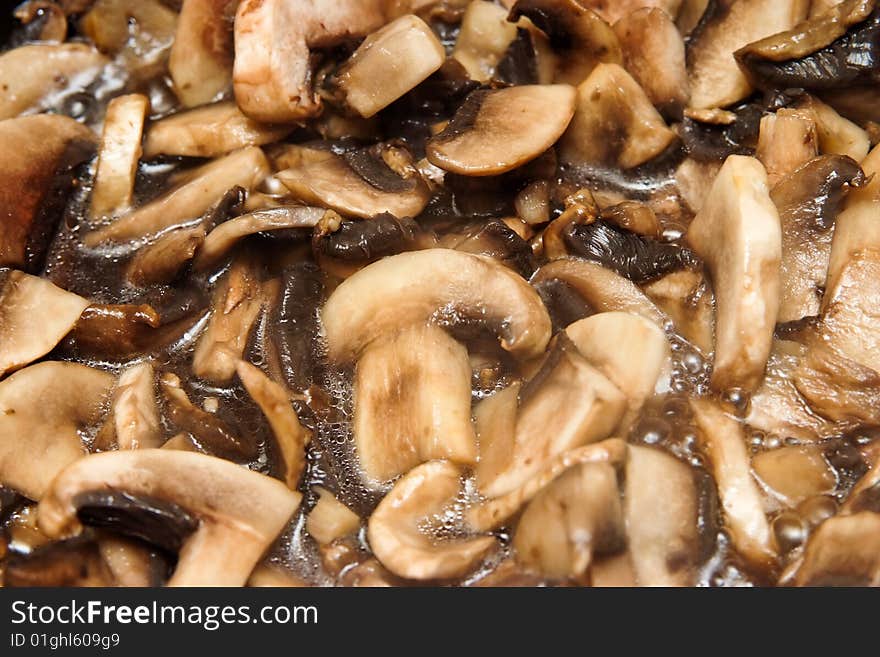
[
  {"x1": 426, "y1": 85, "x2": 577, "y2": 177},
  {"x1": 322, "y1": 248, "x2": 552, "y2": 363}
]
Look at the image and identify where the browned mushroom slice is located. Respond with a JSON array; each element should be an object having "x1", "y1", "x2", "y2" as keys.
[
  {"x1": 686, "y1": 0, "x2": 808, "y2": 109},
  {"x1": 508, "y1": 0, "x2": 623, "y2": 85},
  {"x1": 98, "y1": 535, "x2": 167, "y2": 587},
  {"x1": 90, "y1": 94, "x2": 150, "y2": 221},
  {"x1": 577, "y1": 0, "x2": 683, "y2": 24},
  {"x1": 752, "y1": 445, "x2": 836, "y2": 507},
  {"x1": 232, "y1": 0, "x2": 386, "y2": 123},
  {"x1": 86, "y1": 147, "x2": 271, "y2": 245},
  {"x1": 0, "y1": 362, "x2": 114, "y2": 501},
  {"x1": 0, "y1": 114, "x2": 96, "y2": 270},
  {"x1": 354, "y1": 324, "x2": 477, "y2": 487},
  {"x1": 3, "y1": 538, "x2": 114, "y2": 587},
  {"x1": 513, "y1": 461, "x2": 625, "y2": 580},
  {"x1": 277, "y1": 146, "x2": 431, "y2": 219},
  {"x1": 558, "y1": 63, "x2": 676, "y2": 170},
  {"x1": 791, "y1": 95, "x2": 870, "y2": 162},
  {"x1": 105, "y1": 362, "x2": 163, "y2": 451},
  {"x1": 613, "y1": 7, "x2": 690, "y2": 118},
  {"x1": 13, "y1": 1, "x2": 68, "y2": 43},
  {"x1": 642, "y1": 269, "x2": 715, "y2": 355},
  {"x1": 125, "y1": 224, "x2": 208, "y2": 287},
  {"x1": 144, "y1": 102, "x2": 293, "y2": 160},
  {"x1": 65, "y1": 304, "x2": 162, "y2": 360},
  {"x1": 473, "y1": 382, "x2": 520, "y2": 491},
  {"x1": 0, "y1": 43, "x2": 107, "y2": 119},
  {"x1": 367, "y1": 460, "x2": 496, "y2": 580},
  {"x1": 425, "y1": 85, "x2": 576, "y2": 177},
  {"x1": 690, "y1": 398, "x2": 775, "y2": 569},
  {"x1": 169, "y1": 0, "x2": 238, "y2": 108},
  {"x1": 337, "y1": 14, "x2": 446, "y2": 119},
  {"x1": 793, "y1": 511, "x2": 880, "y2": 586},
  {"x1": 686, "y1": 155, "x2": 781, "y2": 392},
  {"x1": 236, "y1": 361, "x2": 310, "y2": 489},
  {"x1": 678, "y1": 0, "x2": 709, "y2": 34},
  {"x1": 323, "y1": 249, "x2": 552, "y2": 363},
  {"x1": 0, "y1": 271, "x2": 90, "y2": 377},
  {"x1": 37, "y1": 449, "x2": 301, "y2": 586},
  {"x1": 452, "y1": 0, "x2": 520, "y2": 82},
  {"x1": 306, "y1": 487, "x2": 360, "y2": 546},
  {"x1": 755, "y1": 109, "x2": 818, "y2": 188}
]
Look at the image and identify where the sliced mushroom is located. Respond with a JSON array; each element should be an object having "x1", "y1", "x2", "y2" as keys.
[
  {"x1": 642, "y1": 269, "x2": 715, "y2": 354},
  {"x1": 678, "y1": 0, "x2": 710, "y2": 34},
  {"x1": 248, "y1": 563, "x2": 310, "y2": 587},
  {"x1": 752, "y1": 445, "x2": 836, "y2": 507},
  {"x1": 755, "y1": 109, "x2": 818, "y2": 188},
  {"x1": 37, "y1": 449, "x2": 302, "y2": 586},
  {"x1": 686, "y1": 0, "x2": 808, "y2": 109},
  {"x1": 169, "y1": 0, "x2": 238, "y2": 108},
  {"x1": 337, "y1": 14, "x2": 446, "y2": 119},
  {"x1": 425, "y1": 85, "x2": 576, "y2": 177},
  {"x1": 107, "y1": 362, "x2": 162, "y2": 450},
  {"x1": 277, "y1": 146, "x2": 431, "y2": 219},
  {"x1": 793, "y1": 511, "x2": 880, "y2": 586},
  {"x1": 613, "y1": 7, "x2": 690, "y2": 118},
  {"x1": 236, "y1": 360, "x2": 310, "y2": 489},
  {"x1": 65, "y1": 304, "x2": 162, "y2": 360},
  {"x1": 452, "y1": 0, "x2": 520, "y2": 82},
  {"x1": 473, "y1": 382, "x2": 520, "y2": 491},
  {"x1": 306, "y1": 487, "x2": 361, "y2": 545},
  {"x1": 3, "y1": 538, "x2": 114, "y2": 587},
  {"x1": 98, "y1": 535, "x2": 167, "y2": 587},
  {"x1": 690, "y1": 398, "x2": 775, "y2": 569},
  {"x1": 0, "y1": 271, "x2": 90, "y2": 377},
  {"x1": 0, "y1": 114, "x2": 96, "y2": 270},
  {"x1": 232, "y1": 0, "x2": 386, "y2": 123},
  {"x1": 558, "y1": 63, "x2": 677, "y2": 170},
  {"x1": 791, "y1": 95, "x2": 870, "y2": 162},
  {"x1": 0, "y1": 362, "x2": 114, "y2": 501},
  {"x1": 13, "y1": 1, "x2": 68, "y2": 43},
  {"x1": 514, "y1": 461, "x2": 625, "y2": 580},
  {"x1": 435, "y1": 218, "x2": 535, "y2": 277},
  {"x1": 0, "y1": 43, "x2": 107, "y2": 119},
  {"x1": 322, "y1": 249, "x2": 551, "y2": 363},
  {"x1": 674, "y1": 157, "x2": 723, "y2": 214},
  {"x1": 86, "y1": 147, "x2": 271, "y2": 245},
  {"x1": 578, "y1": 0, "x2": 683, "y2": 24},
  {"x1": 125, "y1": 224, "x2": 208, "y2": 287},
  {"x1": 686, "y1": 155, "x2": 782, "y2": 392},
  {"x1": 367, "y1": 460, "x2": 496, "y2": 580}
]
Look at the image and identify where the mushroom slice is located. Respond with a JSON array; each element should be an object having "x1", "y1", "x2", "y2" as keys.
[
  {"x1": 508, "y1": 0, "x2": 623, "y2": 85},
  {"x1": 98, "y1": 535, "x2": 167, "y2": 587},
  {"x1": 0, "y1": 271, "x2": 90, "y2": 377},
  {"x1": 0, "y1": 43, "x2": 107, "y2": 120},
  {"x1": 232, "y1": 0, "x2": 385, "y2": 123},
  {"x1": 793, "y1": 511, "x2": 880, "y2": 586},
  {"x1": 169, "y1": 0, "x2": 238, "y2": 108},
  {"x1": 642, "y1": 270, "x2": 715, "y2": 355},
  {"x1": 756, "y1": 109, "x2": 818, "y2": 188},
  {"x1": 752, "y1": 446, "x2": 836, "y2": 507},
  {"x1": 0, "y1": 362, "x2": 114, "y2": 501},
  {"x1": 613, "y1": 7, "x2": 690, "y2": 118},
  {"x1": 791, "y1": 95, "x2": 870, "y2": 162},
  {"x1": 686, "y1": 155, "x2": 781, "y2": 392},
  {"x1": 236, "y1": 361, "x2": 310, "y2": 489},
  {"x1": 306, "y1": 487, "x2": 361, "y2": 545},
  {"x1": 480, "y1": 336, "x2": 626, "y2": 498},
  {"x1": 194, "y1": 206, "x2": 326, "y2": 271},
  {"x1": 558, "y1": 63, "x2": 677, "y2": 170},
  {"x1": 277, "y1": 146, "x2": 431, "y2": 220},
  {"x1": 367, "y1": 460, "x2": 496, "y2": 580},
  {"x1": 452, "y1": 0, "x2": 520, "y2": 82},
  {"x1": 473, "y1": 383, "x2": 520, "y2": 491},
  {"x1": 425, "y1": 85, "x2": 576, "y2": 177},
  {"x1": 86, "y1": 147, "x2": 270, "y2": 245},
  {"x1": 248, "y1": 563, "x2": 309, "y2": 587},
  {"x1": 337, "y1": 14, "x2": 446, "y2": 119},
  {"x1": 690, "y1": 398, "x2": 775, "y2": 569},
  {"x1": 323, "y1": 249, "x2": 552, "y2": 363},
  {"x1": 0, "y1": 114, "x2": 96, "y2": 270},
  {"x1": 37, "y1": 449, "x2": 302, "y2": 587},
  {"x1": 3, "y1": 538, "x2": 114, "y2": 587},
  {"x1": 686, "y1": 0, "x2": 808, "y2": 109},
  {"x1": 565, "y1": 312, "x2": 671, "y2": 424},
  {"x1": 65, "y1": 304, "x2": 162, "y2": 360},
  {"x1": 108, "y1": 362, "x2": 162, "y2": 450},
  {"x1": 532, "y1": 259, "x2": 669, "y2": 329},
  {"x1": 623, "y1": 445, "x2": 701, "y2": 586},
  {"x1": 13, "y1": 1, "x2": 68, "y2": 42},
  {"x1": 771, "y1": 154, "x2": 863, "y2": 323},
  {"x1": 513, "y1": 461, "x2": 624, "y2": 580},
  {"x1": 125, "y1": 225, "x2": 207, "y2": 287},
  {"x1": 143, "y1": 102, "x2": 293, "y2": 160},
  {"x1": 578, "y1": 0, "x2": 683, "y2": 24}
]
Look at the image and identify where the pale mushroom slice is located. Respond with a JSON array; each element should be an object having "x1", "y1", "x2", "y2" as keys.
[
  {"x1": 479, "y1": 336, "x2": 626, "y2": 498},
  {"x1": 322, "y1": 249, "x2": 552, "y2": 363},
  {"x1": 473, "y1": 383, "x2": 520, "y2": 491},
  {"x1": 690, "y1": 398, "x2": 776, "y2": 569},
  {"x1": 0, "y1": 114, "x2": 96, "y2": 269},
  {"x1": 565, "y1": 312, "x2": 671, "y2": 425},
  {"x1": 90, "y1": 94, "x2": 150, "y2": 220},
  {"x1": 559, "y1": 63, "x2": 676, "y2": 170},
  {"x1": 236, "y1": 361, "x2": 311, "y2": 489},
  {"x1": 790, "y1": 95, "x2": 870, "y2": 163},
  {"x1": 276, "y1": 146, "x2": 432, "y2": 220},
  {"x1": 623, "y1": 445, "x2": 701, "y2": 587},
  {"x1": 0, "y1": 43, "x2": 107, "y2": 120},
  {"x1": 0, "y1": 271, "x2": 90, "y2": 377},
  {"x1": 425, "y1": 85, "x2": 577, "y2": 177},
  {"x1": 232, "y1": 0, "x2": 386, "y2": 123},
  {"x1": 106, "y1": 362, "x2": 162, "y2": 450},
  {"x1": 37, "y1": 449, "x2": 301, "y2": 587},
  {"x1": 576, "y1": 0, "x2": 683, "y2": 24},
  {"x1": 144, "y1": 102, "x2": 292, "y2": 160},
  {"x1": 752, "y1": 446, "x2": 836, "y2": 507},
  {"x1": 755, "y1": 109, "x2": 818, "y2": 188},
  {"x1": 169, "y1": 0, "x2": 238, "y2": 108},
  {"x1": 642, "y1": 269, "x2": 715, "y2": 355},
  {"x1": 686, "y1": 0, "x2": 808, "y2": 110},
  {"x1": 306, "y1": 487, "x2": 361, "y2": 546},
  {"x1": 452, "y1": 0, "x2": 520, "y2": 82},
  {"x1": 337, "y1": 14, "x2": 446, "y2": 119},
  {"x1": 85, "y1": 147, "x2": 271, "y2": 245},
  {"x1": 0, "y1": 362, "x2": 114, "y2": 501},
  {"x1": 367, "y1": 460, "x2": 497, "y2": 581},
  {"x1": 353, "y1": 324, "x2": 477, "y2": 487},
  {"x1": 513, "y1": 461, "x2": 625, "y2": 580},
  {"x1": 686, "y1": 155, "x2": 782, "y2": 392}
]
